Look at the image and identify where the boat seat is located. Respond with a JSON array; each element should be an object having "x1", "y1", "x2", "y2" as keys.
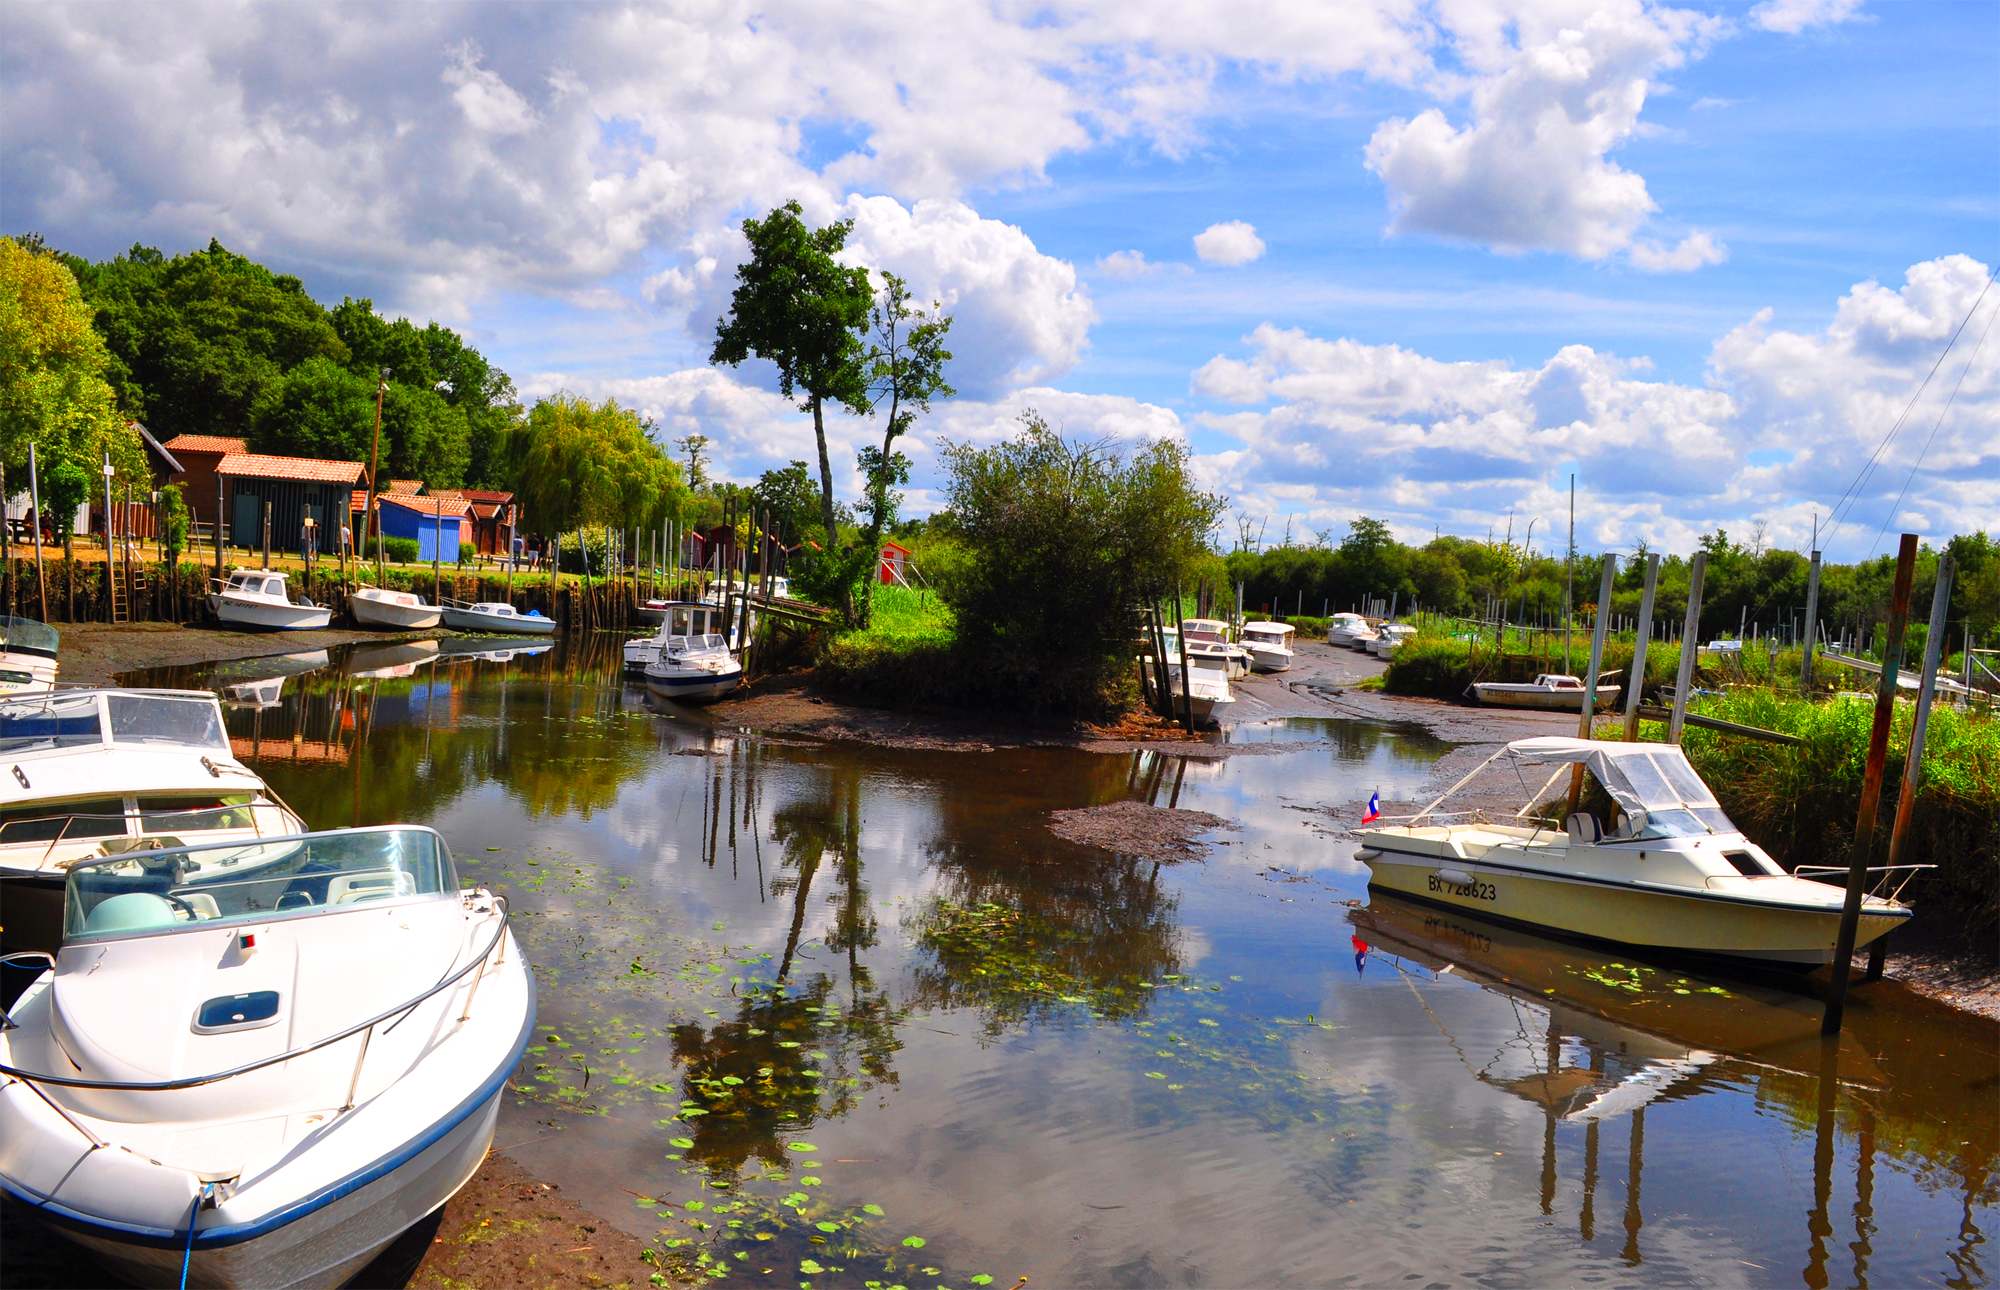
[
  {"x1": 328, "y1": 871, "x2": 414, "y2": 904},
  {"x1": 276, "y1": 891, "x2": 314, "y2": 911},
  {"x1": 1565, "y1": 813, "x2": 1603, "y2": 844},
  {"x1": 176, "y1": 892, "x2": 221, "y2": 920},
  {"x1": 83, "y1": 892, "x2": 180, "y2": 934}
]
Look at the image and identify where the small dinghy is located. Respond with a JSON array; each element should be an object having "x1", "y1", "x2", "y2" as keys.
[
  {"x1": 348, "y1": 587, "x2": 440, "y2": 631},
  {"x1": 207, "y1": 571, "x2": 331, "y2": 632},
  {"x1": 0, "y1": 616, "x2": 60, "y2": 695},
  {"x1": 0, "y1": 825, "x2": 533, "y2": 1289},
  {"x1": 643, "y1": 632, "x2": 743, "y2": 703},
  {"x1": 1473, "y1": 673, "x2": 1622, "y2": 711},
  {"x1": 439, "y1": 601, "x2": 556, "y2": 636}
]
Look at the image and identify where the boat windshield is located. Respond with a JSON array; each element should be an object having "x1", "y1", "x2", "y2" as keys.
[
  {"x1": 0, "y1": 691, "x2": 230, "y2": 756},
  {"x1": 64, "y1": 827, "x2": 457, "y2": 940},
  {"x1": 0, "y1": 616, "x2": 59, "y2": 654},
  {"x1": 1515, "y1": 740, "x2": 1738, "y2": 836}
]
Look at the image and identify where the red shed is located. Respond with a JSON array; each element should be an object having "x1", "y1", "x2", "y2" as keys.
[{"x1": 879, "y1": 540, "x2": 912, "y2": 586}]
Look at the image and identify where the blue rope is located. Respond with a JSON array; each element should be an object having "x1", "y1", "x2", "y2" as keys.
[{"x1": 179, "y1": 1192, "x2": 201, "y2": 1290}]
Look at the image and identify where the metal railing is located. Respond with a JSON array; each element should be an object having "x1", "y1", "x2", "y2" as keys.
[
  {"x1": 1791, "y1": 863, "x2": 1935, "y2": 903},
  {"x1": 5, "y1": 799, "x2": 294, "y2": 875}
]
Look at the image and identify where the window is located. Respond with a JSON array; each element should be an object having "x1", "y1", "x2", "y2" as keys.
[
  {"x1": 670, "y1": 609, "x2": 691, "y2": 635},
  {"x1": 137, "y1": 794, "x2": 255, "y2": 832},
  {"x1": 0, "y1": 693, "x2": 104, "y2": 754},
  {"x1": 0, "y1": 798, "x2": 129, "y2": 845},
  {"x1": 108, "y1": 694, "x2": 229, "y2": 750}
]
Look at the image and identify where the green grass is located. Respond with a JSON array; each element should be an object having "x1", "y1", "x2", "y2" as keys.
[{"x1": 841, "y1": 584, "x2": 956, "y2": 651}]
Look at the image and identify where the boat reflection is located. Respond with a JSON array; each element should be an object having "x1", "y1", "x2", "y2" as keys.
[{"x1": 342, "y1": 639, "x2": 439, "y2": 678}]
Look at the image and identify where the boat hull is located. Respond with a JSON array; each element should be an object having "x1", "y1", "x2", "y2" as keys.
[
  {"x1": 1360, "y1": 845, "x2": 1905, "y2": 966},
  {"x1": 1473, "y1": 683, "x2": 1621, "y2": 711},
  {"x1": 0, "y1": 647, "x2": 58, "y2": 695},
  {"x1": 440, "y1": 607, "x2": 556, "y2": 635},
  {"x1": 348, "y1": 595, "x2": 440, "y2": 631},
  {"x1": 645, "y1": 669, "x2": 742, "y2": 703},
  {"x1": 1246, "y1": 648, "x2": 1291, "y2": 673},
  {"x1": 207, "y1": 596, "x2": 332, "y2": 632}
]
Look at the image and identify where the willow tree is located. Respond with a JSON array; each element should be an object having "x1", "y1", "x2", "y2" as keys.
[{"x1": 508, "y1": 392, "x2": 684, "y2": 536}]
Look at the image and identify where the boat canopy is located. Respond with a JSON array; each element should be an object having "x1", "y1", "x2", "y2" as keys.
[
  {"x1": 1503, "y1": 736, "x2": 1735, "y2": 836},
  {"x1": 0, "y1": 616, "x2": 59, "y2": 655}
]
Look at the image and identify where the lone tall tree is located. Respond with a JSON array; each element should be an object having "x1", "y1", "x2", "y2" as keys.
[
  {"x1": 855, "y1": 272, "x2": 952, "y2": 624},
  {"x1": 711, "y1": 202, "x2": 872, "y2": 555}
]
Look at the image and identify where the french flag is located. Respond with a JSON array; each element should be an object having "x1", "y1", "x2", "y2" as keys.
[{"x1": 1362, "y1": 790, "x2": 1381, "y2": 825}]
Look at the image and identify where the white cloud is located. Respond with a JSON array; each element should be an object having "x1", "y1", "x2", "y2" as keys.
[
  {"x1": 1094, "y1": 249, "x2": 1187, "y2": 279},
  {"x1": 1192, "y1": 258, "x2": 1998, "y2": 554},
  {"x1": 1628, "y1": 231, "x2": 1728, "y2": 272},
  {"x1": 1751, "y1": 0, "x2": 1866, "y2": 35},
  {"x1": 441, "y1": 42, "x2": 536, "y2": 135},
  {"x1": 1193, "y1": 221, "x2": 1267, "y2": 266},
  {"x1": 1364, "y1": 2, "x2": 1724, "y2": 260}
]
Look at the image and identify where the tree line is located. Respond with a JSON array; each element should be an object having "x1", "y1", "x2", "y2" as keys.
[{"x1": 1225, "y1": 522, "x2": 1999, "y2": 646}]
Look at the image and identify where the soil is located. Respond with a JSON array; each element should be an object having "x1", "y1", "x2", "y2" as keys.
[
  {"x1": 55, "y1": 620, "x2": 444, "y2": 687},
  {"x1": 1047, "y1": 799, "x2": 1237, "y2": 862}
]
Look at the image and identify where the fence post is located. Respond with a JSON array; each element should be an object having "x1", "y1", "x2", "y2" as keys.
[
  {"x1": 1823, "y1": 533, "x2": 1918, "y2": 1035},
  {"x1": 1668, "y1": 552, "x2": 1706, "y2": 744},
  {"x1": 1622, "y1": 554, "x2": 1660, "y2": 743},
  {"x1": 1565, "y1": 556, "x2": 1619, "y2": 816},
  {"x1": 1871, "y1": 553, "x2": 1956, "y2": 980}
]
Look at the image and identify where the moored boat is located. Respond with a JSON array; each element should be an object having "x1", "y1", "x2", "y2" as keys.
[
  {"x1": 1353, "y1": 735, "x2": 1915, "y2": 967},
  {"x1": 1367, "y1": 622, "x2": 1417, "y2": 659},
  {"x1": 1325, "y1": 613, "x2": 1370, "y2": 647},
  {"x1": 1180, "y1": 618, "x2": 1251, "y2": 678},
  {"x1": 439, "y1": 601, "x2": 556, "y2": 636},
  {"x1": 0, "y1": 617, "x2": 60, "y2": 695},
  {"x1": 348, "y1": 587, "x2": 441, "y2": 630},
  {"x1": 1239, "y1": 621, "x2": 1295, "y2": 672},
  {"x1": 1472, "y1": 673, "x2": 1621, "y2": 711},
  {"x1": 0, "y1": 688, "x2": 308, "y2": 956},
  {"x1": 625, "y1": 602, "x2": 726, "y2": 673},
  {"x1": 0, "y1": 825, "x2": 533, "y2": 1289},
  {"x1": 643, "y1": 631, "x2": 743, "y2": 703},
  {"x1": 207, "y1": 571, "x2": 332, "y2": 632}
]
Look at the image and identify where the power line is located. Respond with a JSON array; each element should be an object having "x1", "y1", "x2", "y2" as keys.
[{"x1": 1867, "y1": 293, "x2": 1998, "y2": 558}]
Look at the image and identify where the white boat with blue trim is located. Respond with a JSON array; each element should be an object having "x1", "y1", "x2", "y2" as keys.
[
  {"x1": 1354, "y1": 736, "x2": 1916, "y2": 968},
  {"x1": 642, "y1": 629, "x2": 743, "y2": 703},
  {"x1": 0, "y1": 825, "x2": 533, "y2": 1289},
  {"x1": 440, "y1": 601, "x2": 555, "y2": 636},
  {"x1": 0, "y1": 617, "x2": 60, "y2": 695},
  {"x1": 207, "y1": 571, "x2": 332, "y2": 632}
]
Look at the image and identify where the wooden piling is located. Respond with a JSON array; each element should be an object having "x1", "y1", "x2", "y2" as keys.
[
  {"x1": 1174, "y1": 582, "x2": 1196, "y2": 738},
  {"x1": 1622, "y1": 553, "x2": 1660, "y2": 743},
  {"x1": 1800, "y1": 550, "x2": 1822, "y2": 690},
  {"x1": 1870, "y1": 553, "x2": 1956, "y2": 980},
  {"x1": 1667, "y1": 552, "x2": 1706, "y2": 744},
  {"x1": 1565, "y1": 556, "x2": 1619, "y2": 816},
  {"x1": 1823, "y1": 533, "x2": 1918, "y2": 1035}
]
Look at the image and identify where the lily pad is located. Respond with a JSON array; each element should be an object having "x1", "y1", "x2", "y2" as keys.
[{"x1": 902, "y1": 1236, "x2": 926, "y2": 1248}]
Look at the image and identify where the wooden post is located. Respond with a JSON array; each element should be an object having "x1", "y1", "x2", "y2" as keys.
[
  {"x1": 1565, "y1": 556, "x2": 1619, "y2": 815},
  {"x1": 213, "y1": 469, "x2": 223, "y2": 580},
  {"x1": 1801, "y1": 550, "x2": 1822, "y2": 690},
  {"x1": 261, "y1": 501, "x2": 272, "y2": 571},
  {"x1": 1871, "y1": 553, "x2": 1956, "y2": 980},
  {"x1": 506, "y1": 506, "x2": 516, "y2": 603},
  {"x1": 1667, "y1": 552, "x2": 1706, "y2": 744},
  {"x1": 433, "y1": 495, "x2": 443, "y2": 609},
  {"x1": 28, "y1": 443, "x2": 46, "y2": 622},
  {"x1": 1174, "y1": 582, "x2": 1196, "y2": 737},
  {"x1": 1823, "y1": 533, "x2": 1919, "y2": 1035},
  {"x1": 1622, "y1": 553, "x2": 1660, "y2": 743}
]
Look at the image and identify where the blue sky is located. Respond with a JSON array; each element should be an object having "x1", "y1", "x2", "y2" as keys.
[{"x1": 6, "y1": 0, "x2": 1995, "y2": 559}]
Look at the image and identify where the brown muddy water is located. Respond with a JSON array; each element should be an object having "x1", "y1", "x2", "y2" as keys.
[{"x1": 96, "y1": 637, "x2": 1998, "y2": 1287}]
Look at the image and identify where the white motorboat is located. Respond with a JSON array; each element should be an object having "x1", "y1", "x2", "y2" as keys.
[
  {"x1": 643, "y1": 632, "x2": 743, "y2": 703},
  {"x1": 1368, "y1": 623, "x2": 1418, "y2": 659},
  {"x1": 1473, "y1": 673, "x2": 1622, "y2": 711},
  {"x1": 1345, "y1": 622, "x2": 1381, "y2": 651},
  {"x1": 1325, "y1": 613, "x2": 1370, "y2": 647},
  {"x1": 1166, "y1": 650, "x2": 1235, "y2": 724},
  {"x1": 0, "y1": 689, "x2": 307, "y2": 956},
  {"x1": 347, "y1": 587, "x2": 440, "y2": 631},
  {"x1": 439, "y1": 601, "x2": 556, "y2": 636},
  {"x1": 208, "y1": 570, "x2": 332, "y2": 632},
  {"x1": 1180, "y1": 618, "x2": 1251, "y2": 678},
  {"x1": 1239, "y1": 621, "x2": 1295, "y2": 672},
  {"x1": 625, "y1": 602, "x2": 726, "y2": 673},
  {"x1": 0, "y1": 617, "x2": 60, "y2": 695},
  {"x1": 0, "y1": 825, "x2": 533, "y2": 1289},
  {"x1": 1354, "y1": 735, "x2": 1915, "y2": 967}
]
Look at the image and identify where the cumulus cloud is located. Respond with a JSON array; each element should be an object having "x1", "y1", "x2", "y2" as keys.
[
  {"x1": 1364, "y1": 1, "x2": 1724, "y2": 260},
  {"x1": 1750, "y1": 0, "x2": 1866, "y2": 34},
  {"x1": 1628, "y1": 231, "x2": 1728, "y2": 272},
  {"x1": 1094, "y1": 250, "x2": 1187, "y2": 279},
  {"x1": 1193, "y1": 221, "x2": 1266, "y2": 266},
  {"x1": 1192, "y1": 258, "x2": 1997, "y2": 554}
]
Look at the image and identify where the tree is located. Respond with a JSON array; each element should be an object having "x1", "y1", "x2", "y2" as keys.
[
  {"x1": 937, "y1": 411, "x2": 1226, "y2": 712},
  {"x1": 510, "y1": 392, "x2": 684, "y2": 535},
  {"x1": 711, "y1": 202, "x2": 872, "y2": 560},
  {"x1": 251, "y1": 355, "x2": 376, "y2": 463},
  {"x1": 159, "y1": 483, "x2": 190, "y2": 566},
  {"x1": 854, "y1": 272, "x2": 953, "y2": 624},
  {"x1": 674, "y1": 433, "x2": 711, "y2": 492},
  {"x1": 752, "y1": 461, "x2": 822, "y2": 549}
]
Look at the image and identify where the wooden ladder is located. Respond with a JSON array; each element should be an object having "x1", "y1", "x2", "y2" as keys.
[
  {"x1": 108, "y1": 543, "x2": 128, "y2": 624},
  {"x1": 125, "y1": 532, "x2": 147, "y2": 620}
]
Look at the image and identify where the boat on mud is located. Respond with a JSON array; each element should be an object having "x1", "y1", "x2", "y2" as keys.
[
  {"x1": 1367, "y1": 623, "x2": 1417, "y2": 660},
  {"x1": 1472, "y1": 673, "x2": 1621, "y2": 711},
  {"x1": 1353, "y1": 735, "x2": 1916, "y2": 968},
  {"x1": 439, "y1": 601, "x2": 556, "y2": 636},
  {"x1": 207, "y1": 571, "x2": 332, "y2": 632},
  {"x1": 1181, "y1": 618, "x2": 1251, "y2": 678},
  {"x1": 347, "y1": 587, "x2": 441, "y2": 631},
  {"x1": 0, "y1": 689, "x2": 307, "y2": 956},
  {"x1": 642, "y1": 631, "x2": 743, "y2": 703},
  {"x1": 0, "y1": 617, "x2": 60, "y2": 695},
  {"x1": 1239, "y1": 621, "x2": 1295, "y2": 672},
  {"x1": 0, "y1": 825, "x2": 533, "y2": 1289}
]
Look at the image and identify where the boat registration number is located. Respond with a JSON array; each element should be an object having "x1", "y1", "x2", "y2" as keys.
[{"x1": 1428, "y1": 873, "x2": 1498, "y2": 902}]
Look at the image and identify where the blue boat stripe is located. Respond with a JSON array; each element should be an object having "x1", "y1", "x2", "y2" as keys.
[{"x1": 3, "y1": 963, "x2": 536, "y2": 1251}]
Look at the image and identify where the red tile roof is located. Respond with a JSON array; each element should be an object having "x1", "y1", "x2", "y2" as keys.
[
  {"x1": 163, "y1": 434, "x2": 249, "y2": 456},
  {"x1": 386, "y1": 479, "x2": 424, "y2": 494},
  {"x1": 215, "y1": 453, "x2": 366, "y2": 484},
  {"x1": 377, "y1": 492, "x2": 472, "y2": 518},
  {"x1": 459, "y1": 489, "x2": 514, "y2": 504}
]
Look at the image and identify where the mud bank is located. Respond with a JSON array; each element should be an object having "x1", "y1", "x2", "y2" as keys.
[{"x1": 61, "y1": 620, "x2": 444, "y2": 687}]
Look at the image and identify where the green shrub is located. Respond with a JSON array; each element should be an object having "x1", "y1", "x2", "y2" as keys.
[{"x1": 381, "y1": 537, "x2": 419, "y2": 564}]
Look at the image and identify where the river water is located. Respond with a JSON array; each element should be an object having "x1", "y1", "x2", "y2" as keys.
[{"x1": 131, "y1": 638, "x2": 1996, "y2": 1289}]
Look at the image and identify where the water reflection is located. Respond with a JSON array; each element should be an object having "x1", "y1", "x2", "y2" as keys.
[{"x1": 112, "y1": 639, "x2": 1996, "y2": 1289}]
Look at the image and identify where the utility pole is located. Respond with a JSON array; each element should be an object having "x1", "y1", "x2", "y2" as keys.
[
  {"x1": 1823, "y1": 534, "x2": 1918, "y2": 1035},
  {"x1": 363, "y1": 367, "x2": 390, "y2": 580},
  {"x1": 1565, "y1": 474, "x2": 1574, "y2": 668},
  {"x1": 1801, "y1": 547, "x2": 1823, "y2": 689}
]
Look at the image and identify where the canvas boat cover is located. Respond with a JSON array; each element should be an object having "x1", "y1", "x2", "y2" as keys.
[{"x1": 1500, "y1": 736, "x2": 1735, "y2": 836}]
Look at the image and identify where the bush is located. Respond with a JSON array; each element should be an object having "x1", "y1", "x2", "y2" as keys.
[{"x1": 381, "y1": 537, "x2": 419, "y2": 564}]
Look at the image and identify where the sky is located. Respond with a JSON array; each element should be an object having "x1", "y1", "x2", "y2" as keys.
[{"x1": 5, "y1": 0, "x2": 1995, "y2": 561}]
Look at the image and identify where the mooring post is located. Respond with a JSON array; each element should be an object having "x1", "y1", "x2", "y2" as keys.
[
  {"x1": 261, "y1": 502, "x2": 272, "y2": 571},
  {"x1": 28, "y1": 442, "x2": 47, "y2": 622},
  {"x1": 1621, "y1": 553, "x2": 1660, "y2": 742},
  {"x1": 1564, "y1": 555, "x2": 1620, "y2": 816},
  {"x1": 1823, "y1": 533, "x2": 1919, "y2": 1035},
  {"x1": 1870, "y1": 553, "x2": 1956, "y2": 981},
  {"x1": 1668, "y1": 551, "x2": 1706, "y2": 744},
  {"x1": 1174, "y1": 581, "x2": 1196, "y2": 738}
]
